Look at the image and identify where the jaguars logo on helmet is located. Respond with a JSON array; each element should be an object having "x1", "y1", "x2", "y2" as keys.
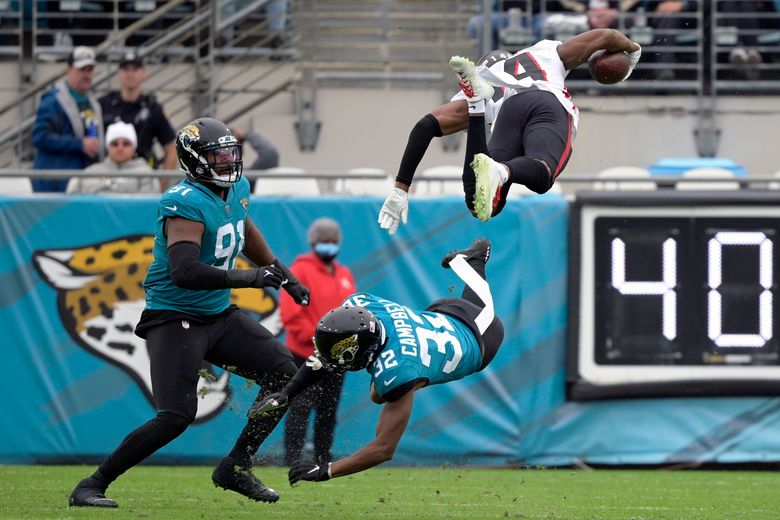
[
  {"x1": 175, "y1": 117, "x2": 243, "y2": 188},
  {"x1": 329, "y1": 334, "x2": 361, "y2": 364},
  {"x1": 314, "y1": 307, "x2": 384, "y2": 370}
]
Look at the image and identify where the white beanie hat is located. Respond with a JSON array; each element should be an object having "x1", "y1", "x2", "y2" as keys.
[{"x1": 105, "y1": 121, "x2": 137, "y2": 149}]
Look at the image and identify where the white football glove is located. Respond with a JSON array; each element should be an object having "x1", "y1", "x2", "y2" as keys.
[
  {"x1": 624, "y1": 45, "x2": 642, "y2": 80},
  {"x1": 378, "y1": 187, "x2": 409, "y2": 235}
]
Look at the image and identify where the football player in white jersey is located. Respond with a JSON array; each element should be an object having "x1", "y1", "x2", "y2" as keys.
[{"x1": 378, "y1": 28, "x2": 641, "y2": 231}]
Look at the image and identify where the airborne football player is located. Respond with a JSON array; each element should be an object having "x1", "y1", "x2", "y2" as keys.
[{"x1": 377, "y1": 28, "x2": 642, "y2": 230}]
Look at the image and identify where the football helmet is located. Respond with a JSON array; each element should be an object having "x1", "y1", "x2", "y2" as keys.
[
  {"x1": 314, "y1": 306, "x2": 384, "y2": 371},
  {"x1": 176, "y1": 117, "x2": 242, "y2": 187},
  {"x1": 478, "y1": 49, "x2": 512, "y2": 67}
]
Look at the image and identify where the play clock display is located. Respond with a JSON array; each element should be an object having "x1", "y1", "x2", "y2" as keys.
[{"x1": 568, "y1": 192, "x2": 780, "y2": 400}]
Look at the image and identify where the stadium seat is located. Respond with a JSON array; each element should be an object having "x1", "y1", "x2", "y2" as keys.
[
  {"x1": 414, "y1": 166, "x2": 463, "y2": 197},
  {"x1": 768, "y1": 170, "x2": 780, "y2": 190},
  {"x1": 253, "y1": 167, "x2": 320, "y2": 196},
  {"x1": 0, "y1": 176, "x2": 32, "y2": 195},
  {"x1": 675, "y1": 167, "x2": 740, "y2": 191},
  {"x1": 340, "y1": 167, "x2": 393, "y2": 196},
  {"x1": 593, "y1": 167, "x2": 656, "y2": 191}
]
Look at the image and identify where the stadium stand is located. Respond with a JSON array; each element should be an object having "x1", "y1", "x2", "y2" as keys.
[{"x1": 0, "y1": 1, "x2": 777, "y2": 182}]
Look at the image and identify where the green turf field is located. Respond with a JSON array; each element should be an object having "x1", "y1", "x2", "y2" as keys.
[{"x1": 1, "y1": 465, "x2": 778, "y2": 519}]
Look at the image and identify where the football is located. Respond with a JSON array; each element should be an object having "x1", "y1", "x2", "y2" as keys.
[{"x1": 588, "y1": 50, "x2": 630, "y2": 84}]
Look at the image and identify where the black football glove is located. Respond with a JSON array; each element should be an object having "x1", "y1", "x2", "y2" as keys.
[
  {"x1": 288, "y1": 459, "x2": 331, "y2": 485},
  {"x1": 247, "y1": 391, "x2": 289, "y2": 418},
  {"x1": 225, "y1": 265, "x2": 284, "y2": 289},
  {"x1": 272, "y1": 258, "x2": 311, "y2": 306}
]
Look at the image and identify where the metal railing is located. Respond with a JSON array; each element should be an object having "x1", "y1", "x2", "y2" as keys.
[{"x1": 0, "y1": 0, "x2": 296, "y2": 168}]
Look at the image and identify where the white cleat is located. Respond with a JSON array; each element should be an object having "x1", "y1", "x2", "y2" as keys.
[
  {"x1": 449, "y1": 55, "x2": 494, "y2": 102},
  {"x1": 471, "y1": 153, "x2": 505, "y2": 223}
]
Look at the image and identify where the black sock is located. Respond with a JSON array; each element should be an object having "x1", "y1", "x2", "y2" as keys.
[
  {"x1": 461, "y1": 257, "x2": 487, "y2": 305},
  {"x1": 228, "y1": 406, "x2": 287, "y2": 465},
  {"x1": 97, "y1": 411, "x2": 190, "y2": 484},
  {"x1": 227, "y1": 367, "x2": 295, "y2": 464},
  {"x1": 462, "y1": 115, "x2": 488, "y2": 213}
]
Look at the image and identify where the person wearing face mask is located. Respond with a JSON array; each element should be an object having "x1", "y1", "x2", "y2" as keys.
[{"x1": 278, "y1": 217, "x2": 356, "y2": 466}]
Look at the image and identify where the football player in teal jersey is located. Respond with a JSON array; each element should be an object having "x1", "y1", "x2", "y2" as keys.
[
  {"x1": 250, "y1": 238, "x2": 504, "y2": 483},
  {"x1": 69, "y1": 118, "x2": 310, "y2": 508}
]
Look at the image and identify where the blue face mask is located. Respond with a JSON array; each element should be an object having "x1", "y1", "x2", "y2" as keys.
[{"x1": 314, "y1": 242, "x2": 339, "y2": 262}]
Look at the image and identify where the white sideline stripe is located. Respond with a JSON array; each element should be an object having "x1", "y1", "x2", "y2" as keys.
[{"x1": 448, "y1": 255, "x2": 494, "y2": 334}]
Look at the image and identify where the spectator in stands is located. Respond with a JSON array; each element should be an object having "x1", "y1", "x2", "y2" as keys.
[
  {"x1": 279, "y1": 218, "x2": 356, "y2": 466},
  {"x1": 221, "y1": 0, "x2": 287, "y2": 48},
  {"x1": 230, "y1": 126, "x2": 280, "y2": 193},
  {"x1": 718, "y1": 1, "x2": 769, "y2": 80},
  {"x1": 266, "y1": 0, "x2": 288, "y2": 48},
  {"x1": 67, "y1": 122, "x2": 158, "y2": 194},
  {"x1": 558, "y1": 1, "x2": 620, "y2": 29},
  {"x1": 31, "y1": 46, "x2": 103, "y2": 193},
  {"x1": 99, "y1": 51, "x2": 177, "y2": 184},
  {"x1": 468, "y1": 2, "x2": 574, "y2": 54},
  {"x1": 623, "y1": 1, "x2": 696, "y2": 81}
]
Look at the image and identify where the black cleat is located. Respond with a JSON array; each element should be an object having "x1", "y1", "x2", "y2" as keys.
[
  {"x1": 212, "y1": 456, "x2": 279, "y2": 503},
  {"x1": 68, "y1": 478, "x2": 118, "y2": 508},
  {"x1": 442, "y1": 238, "x2": 491, "y2": 269}
]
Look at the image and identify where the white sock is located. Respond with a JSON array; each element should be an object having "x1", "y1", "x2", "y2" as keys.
[
  {"x1": 468, "y1": 99, "x2": 485, "y2": 115},
  {"x1": 497, "y1": 163, "x2": 509, "y2": 184}
]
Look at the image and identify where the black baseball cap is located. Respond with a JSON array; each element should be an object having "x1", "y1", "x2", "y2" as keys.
[{"x1": 119, "y1": 51, "x2": 143, "y2": 68}]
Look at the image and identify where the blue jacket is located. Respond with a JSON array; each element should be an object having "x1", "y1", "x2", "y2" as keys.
[{"x1": 32, "y1": 80, "x2": 104, "y2": 170}]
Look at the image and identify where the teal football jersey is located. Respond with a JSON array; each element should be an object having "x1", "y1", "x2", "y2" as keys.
[
  {"x1": 342, "y1": 292, "x2": 483, "y2": 400},
  {"x1": 144, "y1": 177, "x2": 251, "y2": 315}
]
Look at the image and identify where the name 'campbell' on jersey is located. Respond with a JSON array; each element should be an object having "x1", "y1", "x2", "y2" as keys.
[
  {"x1": 343, "y1": 292, "x2": 483, "y2": 401},
  {"x1": 144, "y1": 176, "x2": 251, "y2": 315},
  {"x1": 452, "y1": 40, "x2": 580, "y2": 134}
]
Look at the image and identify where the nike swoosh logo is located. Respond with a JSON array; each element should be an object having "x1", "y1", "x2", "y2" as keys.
[
  {"x1": 164, "y1": 205, "x2": 177, "y2": 211},
  {"x1": 384, "y1": 376, "x2": 397, "y2": 386},
  {"x1": 307, "y1": 466, "x2": 320, "y2": 474}
]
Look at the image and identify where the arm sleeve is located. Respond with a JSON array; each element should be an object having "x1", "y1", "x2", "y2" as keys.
[
  {"x1": 395, "y1": 114, "x2": 443, "y2": 186},
  {"x1": 168, "y1": 241, "x2": 229, "y2": 289}
]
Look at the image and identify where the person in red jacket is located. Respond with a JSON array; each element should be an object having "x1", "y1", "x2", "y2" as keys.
[{"x1": 279, "y1": 217, "x2": 356, "y2": 465}]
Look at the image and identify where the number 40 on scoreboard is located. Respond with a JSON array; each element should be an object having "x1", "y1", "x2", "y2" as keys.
[{"x1": 568, "y1": 192, "x2": 780, "y2": 400}]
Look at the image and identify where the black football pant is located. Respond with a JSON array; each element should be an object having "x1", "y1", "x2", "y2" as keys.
[
  {"x1": 283, "y1": 353, "x2": 345, "y2": 465},
  {"x1": 463, "y1": 89, "x2": 574, "y2": 216},
  {"x1": 96, "y1": 309, "x2": 296, "y2": 484}
]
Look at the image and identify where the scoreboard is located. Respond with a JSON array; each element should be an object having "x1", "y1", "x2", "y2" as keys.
[{"x1": 568, "y1": 191, "x2": 780, "y2": 400}]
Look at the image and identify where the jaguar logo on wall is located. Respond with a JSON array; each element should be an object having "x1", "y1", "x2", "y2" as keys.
[{"x1": 32, "y1": 235, "x2": 281, "y2": 423}]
